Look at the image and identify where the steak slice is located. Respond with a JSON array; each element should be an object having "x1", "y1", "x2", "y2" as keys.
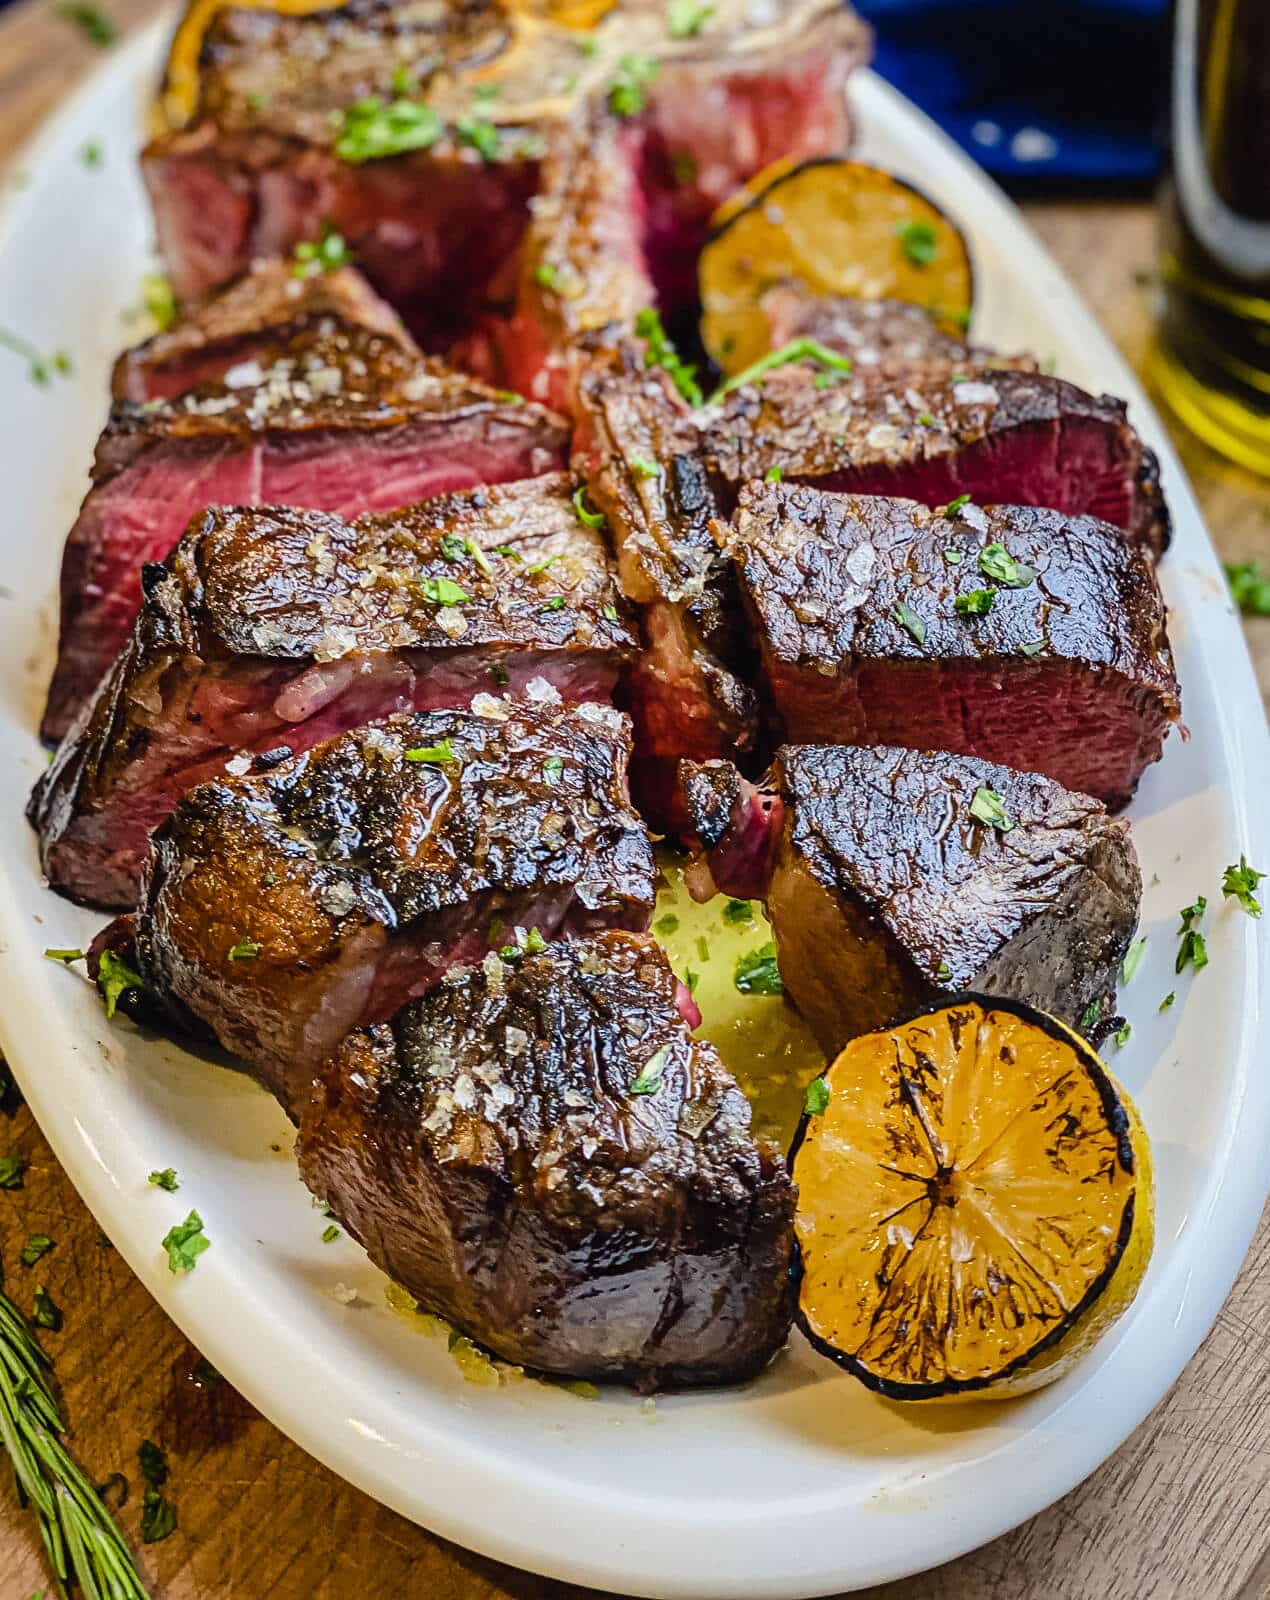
[
  {"x1": 574, "y1": 350, "x2": 757, "y2": 830},
  {"x1": 297, "y1": 930, "x2": 796, "y2": 1389},
  {"x1": 682, "y1": 744, "x2": 1142, "y2": 1054},
  {"x1": 43, "y1": 329, "x2": 567, "y2": 744},
  {"x1": 31, "y1": 474, "x2": 637, "y2": 909},
  {"x1": 724, "y1": 482, "x2": 1180, "y2": 808},
  {"x1": 143, "y1": 0, "x2": 866, "y2": 342},
  {"x1": 119, "y1": 700, "x2": 656, "y2": 1117},
  {"x1": 112, "y1": 258, "x2": 418, "y2": 402},
  {"x1": 705, "y1": 363, "x2": 1171, "y2": 557}
]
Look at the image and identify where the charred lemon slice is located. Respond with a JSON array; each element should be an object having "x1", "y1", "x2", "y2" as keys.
[
  {"x1": 699, "y1": 157, "x2": 974, "y2": 375},
  {"x1": 791, "y1": 996, "x2": 1153, "y2": 1400}
]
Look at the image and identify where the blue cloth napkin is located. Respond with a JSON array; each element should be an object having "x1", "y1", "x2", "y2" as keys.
[{"x1": 853, "y1": 0, "x2": 1169, "y2": 182}]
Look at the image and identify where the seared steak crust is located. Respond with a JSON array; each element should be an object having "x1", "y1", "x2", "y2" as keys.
[
  {"x1": 298, "y1": 930, "x2": 796, "y2": 1389},
  {"x1": 683, "y1": 744, "x2": 1142, "y2": 1054},
  {"x1": 724, "y1": 482, "x2": 1180, "y2": 807},
  {"x1": 32, "y1": 475, "x2": 636, "y2": 909},
  {"x1": 112, "y1": 259, "x2": 418, "y2": 402},
  {"x1": 705, "y1": 363, "x2": 1171, "y2": 557},
  {"x1": 131, "y1": 701, "x2": 656, "y2": 1116},
  {"x1": 43, "y1": 329, "x2": 568, "y2": 744}
]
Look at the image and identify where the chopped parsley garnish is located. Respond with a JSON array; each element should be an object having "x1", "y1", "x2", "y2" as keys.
[
  {"x1": 943, "y1": 548, "x2": 963, "y2": 565},
  {"x1": 722, "y1": 898, "x2": 753, "y2": 925},
  {"x1": 0, "y1": 328, "x2": 73, "y2": 386},
  {"x1": 43, "y1": 947, "x2": 85, "y2": 965},
  {"x1": 707, "y1": 337, "x2": 852, "y2": 404},
  {"x1": 455, "y1": 115, "x2": 500, "y2": 163},
  {"x1": 630, "y1": 1044, "x2": 670, "y2": 1096},
  {"x1": 404, "y1": 738, "x2": 456, "y2": 764},
  {"x1": 696, "y1": 935, "x2": 710, "y2": 963},
  {"x1": 20, "y1": 1235, "x2": 52, "y2": 1268},
  {"x1": 439, "y1": 533, "x2": 467, "y2": 562},
  {"x1": 955, "y1": 588, "x2": 996, "y2": 617},
  {"x1": 896, "y1": 218, "x2": 938, "y2": 266},
  {"x1": 527, "y1": 553, "x2": 562, "y2": 575},
  {"x1": 803, "y1": 1077, "x2": 831, "y2": 1116},
  {"x1": 391, "y1": 64, "x2": 415, "y2": 96},
  {"x1": 1115, "y1": 1023, "x2": 1132, "y2": 1048},
  {"x1": 892, "y1": 600, "x2": 926, "y2": 646},
  {"x1": 227, "y1": 939, "x2": 260, "y2": 962},
  {"x1": 162, "y1": 1210, "x2": 209, "y2": 1274},
  {"x1": 1225, "y1": 560, "x2": 1270, "y2": 616},
  {"x1": 633, "y1": 307, "x2": 702, "y2": 406},
  {"x1": 608, "y1": 53, "x2": 658, "y2": 117},
  {"x1": 572, "y1": 486, "x2": 606, "y2": 529},
  {"x1": 141, "y1": 1486, "x2": 177, "y2": 1545},
  {"x1": 667, "y1": 0, "x2": 715, "y2": 35},
  {"x1": 321, "y1": 1224, "x2": 340, "y2": 1243},
  {"x1": 1018, "y1": 640, "x2": 1045, "y2": 656},
  {"x1": 942, "y1": 493, "x2": 972, "y2": 518},
  {"x1": 918, "y1": 412, "x2": 936, "y2": 427},
  {"x1": 654, "y1": 913, "x2": 680, "y2": 935},
  {"x1": 540, "y1": 595, "x2": 566, "y2": 612},
  {"x1": 0, "y1": 1155, "x2": 27, "y2": 1189},
  {"x1": 937, "y1": 960, "x2": 952, "y2": 981},
  {"x1": 534, "y1": 262, "x2": 558, "y2": 290},
  {"x1": 631, "y1": 455, "x2": 660, "y2": 479},
  {"x1": 1175, "y1": 897, "x2": 1208, "y2": 974},
  {"x1": 602, "y1": 602, "x2": 620, "y2": 623},
  {"x1": 292, "y1": 225, "x2": 353, "y2": 279},
  {"x1": 1222, "y1": 855, "x2": 1264, "y2": 917},
  {"x1": 335, "y1": 96, "x2": 443, "y2": 163},
  {"x1": 1121, "y1": 936, "x2": 1148, "y2": 984},
  {"x1": 969, "y1": 786, "x2": 1013, "y2": 832},
  {"x1": 978, "y1": 541, "x2": 1037, "y2": 588},
  {"x1": 96, "y1": 948, "x2": 144, "y2": 1020},
  {"x1": 490, "y1": 662, "x2": 510, "y2": 686},
  {"x1": 685, "y1": 969, "x2": 699, "y2": 993},
  {"x1": 814, "y1": 368, "x2": 846, "y2": 391},
  {"x1": 138, "y1": 1440, "x2": 168, "y2": 1488},
  {"x1": 765, "y1": 465, "x2": 783, "y2": 482},
  {"x1": 1079, "y1": 1000, "x2": 1100, "y2": 1030},
  {"x1": 31, "y1": 1286, "x2": 62, "y2": 1332},
  {"x1": 1159, "y1": 991, "x2": 1175, "y2": 1012},
  {"x1": 734, "y1": 943, "x2": 783, "y2": 995},
  {"x1": 542, "y1": 755, "x2": 564, "y2": 785},
  {"x1": 80, "y1": 141, "x2": 103, "y2": 167},
  {"x1": 59, "y1": 1, "x2": 117, "y2": 46},
  {"x1": 419, "y1": 574, "x2": 470, "y2": 606},
  {"x1": 148, "y1": 1168, "x2": 179, "y2": 1192},
  {"x1": 142, "y1": 273, "x2": 177, "y2": 331}
]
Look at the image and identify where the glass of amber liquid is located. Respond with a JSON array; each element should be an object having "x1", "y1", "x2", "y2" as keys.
[{"x1": 1153, "y1": 0, "x2": 1270, "y2": 474}]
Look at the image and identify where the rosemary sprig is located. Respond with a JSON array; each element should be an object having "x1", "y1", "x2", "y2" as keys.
[{"x1": 0, "y1": 1282, "x2": 151, "y2": 1598}]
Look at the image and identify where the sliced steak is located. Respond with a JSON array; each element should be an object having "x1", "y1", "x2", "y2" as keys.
[
  {"x1": 43, "y1": 330, "x2": 567, "y2": 744},
  {"x1": 724, "y1": 482, "x2": 1180, "y2": 808},
  {"x1": 32, "y1": 475, "x2": 636, "y2": 909},
  {"x1": 143, "y1": 0, "x2": 866, "y2": 343},
  {"x1": 705, "y1": 363, "x2": 1171, "y2": 557},
  {"x1": 682, "y1": 744, "x2": 1142, "y2": 1054},
  {"x1": 297, "y1": 930, "x2": 796, "y2": 1389},
  {"x1": 112, "y1": 258, "x2": 417, "y2": 402},
  {"x1": 120, "y1": 701, "x2": 656, "y2": 1117},
  {"x1": 574, "y1": 350, "x2": 756, "y2": 830}
]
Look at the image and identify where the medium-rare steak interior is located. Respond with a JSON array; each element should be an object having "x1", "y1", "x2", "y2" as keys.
[
  {"x1": 682, "y1": 743, "x2": 1142, "y2": 1054},
  {"x1": 723, "y1": 481, "x2": 1180, "y2": 808},
  {"x1": 32, "y1": 474, "x2": 636, "y2": 909},
  {"x1": 43, "y1": 330, "x2": 568, "y2": 745},
  {"x1": 705, "y1": 362, "x2": 1171, "y2": 557},
  {"x1": 298, "y1": 930, "x2": 796, "y2": 1389},
  {"x1": 116, "y1": 698, "x2": 656, "y2": 1117}
]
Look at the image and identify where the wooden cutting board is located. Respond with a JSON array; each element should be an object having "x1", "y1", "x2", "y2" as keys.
[{"x1": 3, "y1": 5, "x2": 1270, "y2": 1596}]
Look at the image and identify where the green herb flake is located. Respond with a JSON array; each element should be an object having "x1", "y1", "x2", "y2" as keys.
[
  {"x1": 96, "y1": 948, "x2": 144, "y2": 1020},
  {"x1": 534, "y1": 261, "x2": 557, "y2": 290},
  {"x1": 602, "y1": 603, "x2": 620, "y2": 622},
  {"x1": 1175, "y1": 896, "x2": 1209, "y2": 974},
  {"x1": 918, "y1": 412, "x2": 937, "y2": 427},
  {"x1": 633, "y1": 306, "x2": 703, "y2": 406},
  {"x1": 455, "y1": 114, "x2": 500, "y2": 163},
  {"x1": 138, "y1": 1439, "x2": 168, "y2": 1488},
  {"x1": 524, "y1": 927, "x2": 546, "y2": 955},
  {"x1": 335, "y1": 96, "x2": 443, "y2": 163},
  {"x1": 969, "y1": 786, "x2": 1014, "y2": 832},
  {"x1": 722, "y1": 898, "x2": 753, "y2": 926},
  {"x1": 321, "y1": 1224, "x2": 340, "y2": 1243},
  {"x1": 803, "y1": 1077, "x2": 831, "y2": 1116},
  {"x1": 955, "y1": 588, "x2": 996, "y2": 617},
  {"x1": 896, "y1": 218, "x2": 938, "y2": 266},
  {"x1": 1159, "y1": 991, "x2": 1175, "y2": 1012},
  {"x1": 43, "y1": 947, "x2": 85, "y2": 965},
  {"x1": 142, "y1": 273, "x2": 177, "y2": 331},
  {"x1": 439, "y1": 533, "x2": 466, "y2": 562},
  {"x1": 734, "y1": 943, "x2": 783, "y2": 996},
  {"x1": 404, "y1": 738, "x2": 456, "y2": 765},
  {"x1": 20, "y1": 1235, "x2": 53, "y2": 1267},
  {"x1": 31, "y1": 1286, "x2": 62, "y2": 1332},
  {"x1": 162, "y1": 1210, "x2": 210, "y2": 1274},
  {"x1": 540, "y1": 595, "x2": 566, "y2": 613},
  {"x1": 527, "y1": 552, "x2": 562, "y2": 575},
  {"x1": 978, "y1": 541, "x2": 1038, "y2": 588},
  {"x1": 1018, "y1": 640, "x2": 1045, "y2": 656},
  {"x1": 608, "y1": 53, "x2": 658, "y2": 117},
  {"x1": 542, "y1": 755, "x2": 564, "y2": 785},
  {"x1": 696, "y1": 935, "x2": 710, "y2": 963},
  {"x1": 1226, "y1": 560, "x2": 1270, "y2": 616},
  {"x1": 148, "y1": 1168, "x2": 179, "y2": 1192},
  {"x1": 419, "y1": 574, "x2": 470, "y2": 606},
  {"x1": 685, "y1": 968, "x2": 699, "y2": 994},
  {"x1": 942, "y1": 493, "x2": 972, "y2": 518},
  {"x1": 937, "y1": 960, "x2": 952, "y2": 981},
  {"x1": 892, "y1": 600, "x2": 926, "y2": 646},
  {"x1": 1040, "y1": 355, "x2": 1058, "y2": 376},
  {"x1": 141, "y1": 1487, "x2": 177, "y2": 1544},
  {"x1": 572, "y1": 485, "x2": 607, "y2": 529},
  {"x1": 630, "y1": 1044, "x2": 670, "y2": 1096},
  {"x1": 667, "y1": 0, "x2": 715, "y2": 36},
  {"x1": 706, "y1": 336, "x2": 852, "y2": 404},
  {"x1": 765, "y1": 465, "x2": 783, "y2": 482},
  {"x1": 1115, "y1": 1023, "x2": 1132, "y2": 1048},
  {"x1": 1222, "y1": 855, "x2": 1264, "y2": 917},
  {"x1": 943, "y1": 548, "x2": 963, "y2": 565},
  {"x1": 292, "y1": 224, "x2": 353, "y2": 278},
  {"x1": 227, "y1": 938, "x2": 260, "y2": 962},
  {"x1": 631, "y1": 454, "x2": 660, "y2": 479},
  {"x1": 59, "y1": 1, "x2": 117, "y2": 46},
  {"x1": 1079, "y1": 1000, "x2": 1100, "y2": 1030},
  {"x1": 654, "y1": 913, "x2": 680, "y2": 935},
  {"x1": 0, "y1": 1155, "x2": 27, "y2": 1189},
  {"x1": 80, "y1": 141, "x2": 103, "y2": 168},
  {"x1": 0, "y1": 327, "x2": 75, "y2": 387},
  {"x1": 1121, "y1": 936, "x2": 1148, "y2": 985}
]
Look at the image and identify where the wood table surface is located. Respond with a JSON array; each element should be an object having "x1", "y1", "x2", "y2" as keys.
[{"x1": 3, "y1": 5, "x2": 1270, "y2": 1598}]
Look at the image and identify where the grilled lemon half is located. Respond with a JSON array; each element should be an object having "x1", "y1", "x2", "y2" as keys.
[
  {"x1": 699, "y1": 157, "x2": 974, "y2": 375},
  {"x1": 791, "y1": 996, "x2": 1153, "y2": 1401}
]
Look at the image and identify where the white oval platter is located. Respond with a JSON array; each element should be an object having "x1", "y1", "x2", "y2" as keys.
[{"x1": 0, "y1": 21, "x2": 1268, "y2": 1599}]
